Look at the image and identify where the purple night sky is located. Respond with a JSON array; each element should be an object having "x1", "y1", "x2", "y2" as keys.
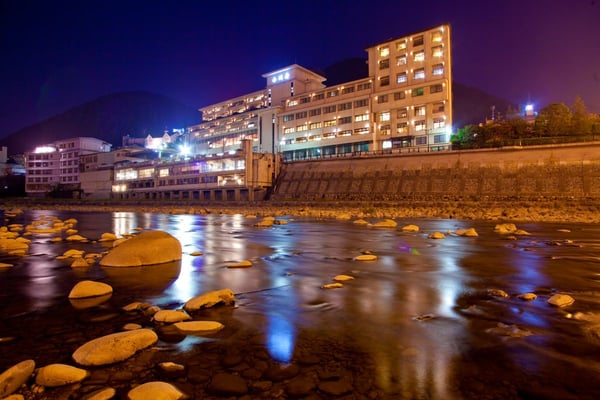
[{"x1": 1, "y1": 0, "x2": 599, "y2": 138}]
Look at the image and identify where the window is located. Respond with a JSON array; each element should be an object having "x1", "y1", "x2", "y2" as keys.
[
  {"x1": 300, "y1": 97, "x2": 311, "y2": 104},
  {"x1": 433, "y1": 117, "x2": 445, "y2": 129},
  {"x1": 309, "y1": 108, "x2": 321, "y2": 117},
  {"x1": 414, "y1": 68, "x2": 425, "y2": 80},
  {"x1": 414, "y1": 105, "x2": 426, "y2": 116},
  {"x1": 433, "y1": 102, "x2": 445, "y2": 113},
  {"x1": 380, "y1": 112, "x2": 390, "y2": 122},
  {"x1": 338, "y1": 102, "x2": 352, "y2": 111},
  {"x1": 434, "y1": 134, "x2": 446, "y2": 143},
  {"x1": 327, "y1": 90, "x2": 339, "y2": 98},
  {"x1": 411, "y1": 87, "x2": 424, "y2": 97},
  {"x1": 432, "y1": 63, "x2": 444, "y2": 76},
  {"x1": 397, "y1": 122, "x2": 408, "y2": 134},
  {"x1": 354, "y1": 127, "x2": 369, "y2": 135},
  {"x1": 379, "y1": 59, "x2": 390, "y2": 69},
  {"x1": 379, "y1": 46, "x2": 389, "y2": 57},
  {"x1": 413, "y1": 35, "x2": 424, "y2": 47},
  {"x1": 394, "y1": 91, "x2": 406, "y2": 100},
  {"x1": 341, "y1": 86, "x2": 355, "y2": 94},
  {"x1": 283, "y1": 127, "x2": 295, "y2": 134},
  {"x1": 354, "y1": 99, "x2": 369, "y2": 107},
  {"x1": 296, "y1": 124, "x2": 308, "y2": 132},
  {"x1": 430, "y1": 84, "x2": 443, "y2": 94},
  {"x1": 377, "y1": 95, "x2": 389, "y2": 104},
  {"x1": 295, "y1": 111, "x2": 307, "y2": 119},
  {"x1": 432, "y1": 30, "x2": 443, "y2": 43},
  {"x1": 323, "y1": 105, "x2": 336, "y2": 114},
  {"x1": 415, "y1": 120, "x2": 426, "y2": 131},
  {"x1": 283, "y1": 114, "x2": 294, "y2": 122},
  {"x1": 380, "y1": 76, "x2": 390, "y2": 86},
  {"x1": 288, "y1": 100, "x2": 298, "y2": 107},
  {"x1": 338, "y1": 116, "x2": 352, "y2": 124},
  {"x1": 432, "y1": 45, "x2": 443, "y2": 58},
  {"x1": 396, "y1": 40, "x2": 407, "y2": 51},
  {"x1": 396, "y1": 54, "x2": 407, "y2": 66},
  {"x1": 396, "y1": 72, "x2": 407, "y2": 83},
  {"x1": 324, "y1": 119, "x2": 337, "y2": 127},
  {"x1": 414, "y1": 51, "x2": 425, "y2": 62},
  {"x1": 357, "y1": 82, "x2": 372, "y2": 91},
  {"x1": 355, "y1": 114, "x2": 369, "y2": 122},
  {"x1": 309, "y1": 122, "x2": 322, "y2": 129},
  {"x1": 380, "y1": 124, "x2": 391, "y2": 135},
  {"x1": 416, "y1": 136, "x2": 427, "y2": 145},
  {"x1": 313, "y1": 93, "x2": 325, "y2": 101},
  {"x1": 397, "y1": 108, "x2": 408, "y2": 119}
]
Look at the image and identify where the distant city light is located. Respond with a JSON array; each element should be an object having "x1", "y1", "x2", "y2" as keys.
[
  {"x1": 34, "y1": 146, "x2": 56, "y2": 153},
  {"x1": 179, "y1": 144, "x2": 190, "y2": 157},
  {"x1": 525, "y1": 104, "x2": 534, "y2": 112}
]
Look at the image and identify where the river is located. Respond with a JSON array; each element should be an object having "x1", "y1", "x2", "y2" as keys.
[{"x1": 1, "y1": 209, "x2": 599, "y2": 399}]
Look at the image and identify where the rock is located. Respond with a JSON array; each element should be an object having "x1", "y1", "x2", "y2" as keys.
[
  {"x1": 98, "y1": 232, "x2": 118, "y2": 242},
  {"x1": 208, "y1": 373, "x2": 248, "y2": 395},
  {"x1": 428, "y1": 232, "x2": 446, "y2": 239},
  {"x1": 322, "y1": 283, "x2": 344, "y2": 289},
  {"x1": 352, "y1": 219, "x2": 369, "y2": 225},
  {"x1": 127, "y1": 381, "x2": 187, "y2": 400},
  {"x1": 71, "y1": 257, "x2": 90, "y2": 268},
  {"x1": 226, "y1": 260, "x2": 253, "y2": 268},
  {"x1": 68, "y1": 281, "x2": 113, "y2": 299},
  {"x1": 455, "y1": 227, "x2": 478, "y2": 237},
  {"x1": 487, "y1": 288, "x2": 509, "y2": 298},
  {"x1": 153, "y1": 310, "x2": 191, "y2": 323},
  {"x1": 81, "y1": 387, "x2": 116, "y2": 400},
  {"x1": 99, "y1": 230, "x2": 182, "y2": 267},
  {"x1": 0, "y1": 359, "x2": 35, "y2": 398},
  {"x1": 255, "y1": 218, "x2": 274, "y2": 227},
  {"x1": 174, "y1": 321, "x2": 224, "y2": 334},
  {"x1": 494, "y1": 223, "x2": 518, "y2": 234},
  {"x1": 264, "y1": 364, "x2": 300, "y2": 381},
  {"x1": 518, "y1": 293, "x2": 537, "y2": 301},
  {"x1": 486, "y1": 322, "x2": 533, "y2": 338},
  {"x1": 123, "y1": 323, "x2": 142, "y2": 330},
  {"x1": 547, "y1": 293, "x2": 575, "y2": 307},
  {"x1": 286, "y1": 376, "x2": 316, "y2": 397},
  {"x1": 371, "y1": 219, "x2": 397, "y2": 228},
  {"x1": 318, "y1": 376, "x2": 353, "y2": 396},
  {"x1": 184, "y1": 288, "x2": 235, "y2": 312},
  {"x1": 353, "y1": 254, "x2": 377, "y2": 261},
  {"x1": 66, "y1": 234, "x2": 88, "y2": 242},
  {"x1": 401, "y1": 224, "x2": 420, "y2": 232},
  {"x1": 0, "y1": 262, "x2": 13, "y2": 269},
  {"x1": 72, "y1": 329, "x2": 158, "y2": 366},
  {"x1": 334, "y1": 275, "x2": 354, "y2": 281},
  {"x1": 35, "y1": 363, "x2": 89, "y2": 387},
  {"x1": 190, "y1": 251, "x2": 203, "y2": 256}
]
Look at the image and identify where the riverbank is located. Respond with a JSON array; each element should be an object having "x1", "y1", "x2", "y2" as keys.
[{"x1": 2, "y1": 197, "x2": 600, "y2": 224}]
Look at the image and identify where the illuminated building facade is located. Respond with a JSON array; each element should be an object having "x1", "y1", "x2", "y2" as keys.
[
  {"x1": 24, "y1": 137, "x2": 111, "y2": 196},
  {"x1": 186, "y1": 24, "x2": 452, "y2": 162}
]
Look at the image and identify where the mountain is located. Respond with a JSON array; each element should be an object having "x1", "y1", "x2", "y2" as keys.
[
  {"x1": 322, "y1": 57, "x2": 515, "y2": 129},
  {"x1": 0, "y1": 91, "x2": 202, "y2": 155}
]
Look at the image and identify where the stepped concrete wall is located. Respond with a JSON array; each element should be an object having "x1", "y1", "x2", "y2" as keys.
[{"x1": 272, "y1": 143, "x2": 600, "y2": 202}]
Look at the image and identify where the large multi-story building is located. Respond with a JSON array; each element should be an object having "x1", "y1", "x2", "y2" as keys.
[
  {"x1": 186, "y1": 24, "x2": 452, "y2": 162},
  {"x1": 25, "y1": 137, "x2": 111, "y2": 196}
]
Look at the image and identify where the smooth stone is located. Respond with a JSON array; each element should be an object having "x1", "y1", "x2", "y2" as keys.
[
  {"x1": 71, "y1": 258, "x2": 90, "y2": 268},
  {"x1": 153, "y1": 310, "x2": 191, "y2": 323},
  {"x1": 547, "y1": 293, "x2": 575, "y2": 307},
  {"x1": 0, "y1": 359, "x2": 35, "y2": 398},
  {"x1": 371, "y1": 219, "x2": 397, "y2": 228},
  {"x1": 99, "y1": 230, "x2": 182, "y2": 267},
  {"x1": 174, "y1": 321, "x2": 224, "y2": 334},
  {"x1": 208, "y1": 373, "x2": 248, "y2": 395},
  {"x1": 81, "y1": 387, "x2": 116, "y2": 400},
  {"x1": 35, "y1": 363, "x2": 89, "y2": 387},
  {"x1": 68, "y1": 280, "x2": 113, "y2": 299},
  {"x1": 353, "y1": 254, "x2": 377, "y2": 261},
  {"x1": 72, "y1": 329, "x2": 158, "y2": 366},
  {"x1": 184, "y1": 288, "x2": 235, "y2": 311},
  {"x1": 401, "y1": 224, "x2": 420, "y2": 232},
  {"x1": 334, "y1": 274, "x2": 354, "y2": 281},
  {"x1": 226, "y1": 260, "x2": 252, "y2": 268},
  {"x1": 428, "y1": 231, "x2": 446, "y2": 239},
  {"x1": 455, "y1": 227, "x2": 478, "y2": 237},
  {"x1": 127, "y1": 381, "x2": 187, "y2": 400},
  {"x1": 518, "y1": 292, "x2": 537, "y2": 301},
  {"x1": 322, "y1": 283, "x2": 343, "y2": 289}
]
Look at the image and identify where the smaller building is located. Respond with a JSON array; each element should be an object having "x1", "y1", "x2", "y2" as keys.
[{"x1": 25, "y1": 137, "x2": 111, "y2": 197}]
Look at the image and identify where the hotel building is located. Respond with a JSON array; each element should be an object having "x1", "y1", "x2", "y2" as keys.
[{"x1": 187, "y1": 24, "x2": 452, "y2": 162}]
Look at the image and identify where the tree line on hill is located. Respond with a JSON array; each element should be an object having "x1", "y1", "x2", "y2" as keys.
[{"x1": 451, "y1": 96, "x2": 600, "y2": 149}]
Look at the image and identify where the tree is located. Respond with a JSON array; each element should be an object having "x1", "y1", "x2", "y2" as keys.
[
  {"x1": 571, "y1": 96, "x2": 592, "y2": 135},
  {"x1": 535, "y1": 103, "x2": 572, "y2": 136}
]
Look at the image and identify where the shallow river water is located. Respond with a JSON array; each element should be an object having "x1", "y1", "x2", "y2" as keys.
[{"x1": 1, "y1": 210, "x2": 600, "y2": 399}]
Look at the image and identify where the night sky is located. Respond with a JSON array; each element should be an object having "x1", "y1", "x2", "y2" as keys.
[{"x1": 1, "y1": 0, "x2": 599, "y2": 138}]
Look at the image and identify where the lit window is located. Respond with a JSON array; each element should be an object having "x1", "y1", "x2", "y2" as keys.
[
  {"x1": 380, "y1": 124, "x2": 391, "y2": 135},
  {"x1": 397, "y1": 122, "x2": 408, "y2": 134},
  {"x1": 414, "y1": 105, "x2": 426, "y2": 116},
  {"x1": 283, "y1": 127, "x2": 295, "y2": 134},
  {"x1": 324, "y1": 119, "x2": 337, "y2": 127},
  {"x1": 414, "y1": 51, "x2": 425, "y2": 62},
  {"x1": 396, "y1": 40, "x2": 407, "y2": 51},
  {"x1": 288, "y1": 100, "x2": 298, "y2": 107},
  {"x1": 433, "y1": 118, "x2": 445, "y2": 129},
  {"x1": 414, "y1": 68, "x2": 425, "y2": 79},
  {"x1": 355, "y1": 114, "x2": 369, "y2": 122},
  {"x1": 396, "y1": 72, "x2": 407, "y2": 83},
  {"x1": 309, "y1": 122, "x2": 322, "y2": 129},
  {"x1": 432, "y1": 45, "x2": 443, "y2": 58},
  {"x1": 380, "y1": 112, "x2": 391, "y2": 122},
  {"x1": 432, "y1": 30, "x2": 443, "y2": 42},
  {"x1": 432, "y1": 63, "x2": 444, "y2": 76},
  {"x1": 397, "y1": 108, "x2": 408, "y2": 119},
  {"x1": 396, "y1": 54, "x2": 407, "y2": 66},
  {"x1": 296, "y1": 124, "x2": 308, "y2": 132},
  {"x1": 415, "y1": 120, "x2": 426, "y2": 131},
  {"x1": 379, "y1": 46, "x2": 390, "y2": 57}
]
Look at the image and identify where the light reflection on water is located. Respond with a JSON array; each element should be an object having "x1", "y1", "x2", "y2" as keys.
[{"x1": 2, "y1": 211, "x2": 600, "y2": 397}]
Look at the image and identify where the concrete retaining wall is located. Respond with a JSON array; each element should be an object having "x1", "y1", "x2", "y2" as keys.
[{"x1": 272, "y1": 142, "x2": 600, "y2": 202}]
